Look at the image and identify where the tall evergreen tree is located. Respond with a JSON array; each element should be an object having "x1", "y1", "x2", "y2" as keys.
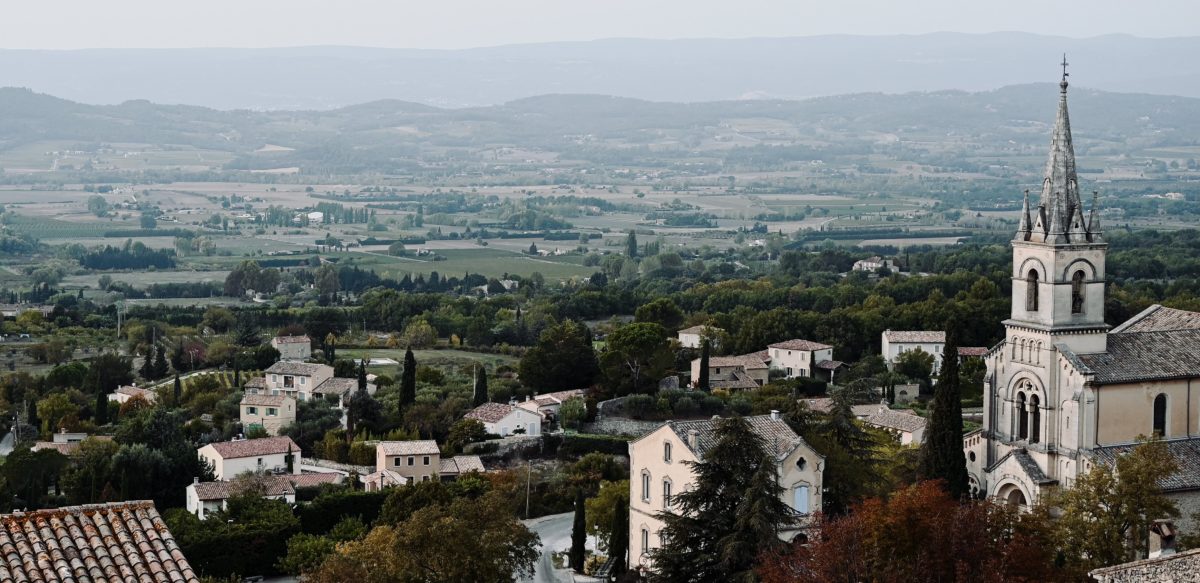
[
  {"x1": 152, "y1": 345, "x2": 169, "y2": 379},
  {"x1": 918, "y1": 327, "x2": 969, "y2": 499},
  {"x1": 570, "y1": 488, "x2": 587, "y2": 573},
  {"x1": 651, "y1": 417, "x2": 794, "y2": 581},
  {"x1": 610, "y1": 491, "x2": 629, "y2": 577},
  {"x1": 233, "y1": 361, "x2": 241, "y2": 388},
  {"x1": 358, "y1": 358, "x2": 368, "y2": 392},
  {"x1": 139, "y1": 346, "x2": 154, "y2": 380},
  {"x1": 173, "y1": 373, "x2": 182, "y2": 406},
  {"x1": 400, "y1": 347, "x2": 417, "y2": 407},
  {"x1": 473, "y1": 365, "x2": 488, "y2": 407},
  {"x1": 94, "y1": 386, "x2": 108, "y2": 426},
  {"x1": 697, "y1": 338, "x2": 711, "y2": 391},
  {"x1": 625, "y1": 231, "x2": 638, "y2": 258}
]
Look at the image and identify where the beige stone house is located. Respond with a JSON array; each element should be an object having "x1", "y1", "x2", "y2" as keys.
[
  {"x1": 108, "y1": 384, "x2": 157, "y2": 405},
  {"x1": 198, "y1": 436, "x2": 301, "y2": 480},
  {"x1": 271, "y1": 334, "x2": 312, "y2": 361},
  {"x1": 362, "y1": 440, "x2": 485, "y2": 490},
  {"x1": 689, "y1": 353, "x2": 769, "y2": 389},
  {"x1": 464, "y1": 402, "x2": 543, "y2": 436},
  {"x1": 677, "y1": 325, "x2": 722, "y2": 349},
  {"x1": 628, "y1": 412, "x2": 824, "y2": 571},
  {"x1": 239, "y1": 393, "x2": 296, "y2": 436},
  {"x1": 864, "y1": 405, "x2": 927, "y2": 445},
  {"x1": 262, "y1": 361, "x2": 333, "y2": 401},
  {"x1": 967, "y1": 77, "x2": 1200, "y2": 534},
  {"x1": 767, "y1": 339, "x2": 835, "y2": 380}
]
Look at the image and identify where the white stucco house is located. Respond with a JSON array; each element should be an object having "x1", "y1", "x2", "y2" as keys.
[
  {"x1": 270, "y1": 335, "x2": 312, "y2": 361},
  {"x1": 186, "y1": 473, "x2": 342, "y2": 519},
  {"x1": 464, "y1": 402, "x2": 543, "y2": 436},
  {"x1": 676, "y1": 325, "x2": 722, "y2": 349},
  {"x1": 767, "y1": 339, "x2": 835, "y2": 380},
  {"x1": 197, "y1": 436, "x2": 301, "y2": 480}
]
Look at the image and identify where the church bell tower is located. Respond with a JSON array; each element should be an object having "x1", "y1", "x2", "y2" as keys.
[{"x1": 1007, "y1": 57, "x2": 1108, "y2": 355}]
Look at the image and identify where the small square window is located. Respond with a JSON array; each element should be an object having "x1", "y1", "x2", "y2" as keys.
[
  {"x1": 408, "y1": 457, "x2": 414, "y2": 466},
  {"x1": 423, "y1": 456, "x2": 430, "y2": 465},
  {"x1": 393, "y1": 457, "x2": 401, "y2": 467}
]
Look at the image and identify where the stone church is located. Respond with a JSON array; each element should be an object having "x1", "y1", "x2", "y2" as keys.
[{"x1": 964, "y1": 71, "x2": 1200, "y2": 527}]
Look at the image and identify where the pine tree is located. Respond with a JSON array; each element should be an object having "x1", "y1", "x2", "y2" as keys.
[
  {"x1": 173, "y1": 373, "x2": 182, "y2": 406},
  {"x1": 473, "y1": 365, "x2": 488, "y2": 407},
  {"x1": 918, "y1": 327, "x2": 969, "y2": 499},
  {"x1": 651, "y1": 417, "x2": 793, "y2": 581},
  {"x1": 697, "y1": 338, "x2": 711, "y2": 391},
  {"x1": 570, "y1": 488, "x2": 587, "y2": 573},
  {"x1": 610, "y1": 491, "x2": 629, "y2": 576},
  {"x1": 625, "y1": 231, "x2": 638, "y2": 258},
  {"x1": 400, "y1": 347, "x2": 417, "y2": 407},
  {"x1": 94, "y1": 385, "x2": 108, "y2": 426},
  {"x1": 139, "y1": 346, "x2": 154, "y2": 380}
]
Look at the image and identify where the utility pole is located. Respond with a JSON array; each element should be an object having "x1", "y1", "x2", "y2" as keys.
[{"x1": 525, "y1": 460, "x2": 532, "y2": 520}]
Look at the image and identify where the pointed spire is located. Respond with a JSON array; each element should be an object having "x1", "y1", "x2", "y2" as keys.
[
  {"x1": 1046, "y1": 192, "x2": 1067, "y2": 243},
  {"x1": 1088, "y1": 191, "x2": 1103, "y2": 242},
  {"x1": 1037, "y1": 59, "x2": 1083, "y2": 244},
  {"x1": 1032, "y1": 203, "x2": 1048, "y2": 242},
  {"x1": 1067, "y1": 203, "x2": 1088, "y2": 241},
  {"x1": 1015, "y1": 190, "x2": 1032, "y2": 241}
]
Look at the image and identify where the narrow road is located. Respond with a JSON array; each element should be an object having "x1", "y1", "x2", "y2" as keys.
[
  {"x1": 0, "y1": 431, "x2": 12, "y2": 456},
  {"x1": 521, "y1": 511, "x2": 607, "y2": 583}
]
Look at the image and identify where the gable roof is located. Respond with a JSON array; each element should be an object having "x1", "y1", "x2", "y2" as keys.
[
  {"x1": 865, "y1": 408, "x2": 928, "y2": 434},
  {"x1": 883, "y1": 330, "x2": 945, "y2": 344},
  {"x1": 768, "y1": 339, "x2": 833, "y2": 351},
  {"x1": 1090, "y1": 438, "x2": 1200, "y2": 492},
  {"x1": 240, "y1": 394, "x2": 292, "y2": 407},
  {"x1": 678, "y1": 325, "x2": 721, "y2": 335},
  {"x1": 1111, "y1": 304, "x2": 1200, "y2": 334},
  {"x1": 204, "y1": 436, "x2": 298, "y2": 459},
  {"x1": 190, "y1": 473, "x2": 342, "y2": 501},
  {"x1": 985, "y1": 447, "x2": 1056, "y2": 486},
  {"x1": 0, "y1": 501, "x2": 198, "y2": 583},
  {"x1": 1073, "y1": 329, "x2": 1200, "y2": 384},
  {"x1": 702, "y1": 353, "x2": 769, "y2": 370},
  {"x1": 663, "y1": 414, "x2": 813, "y2": 461},
  {"x1": 271, "y1": 335, "x2": 311, "y2": 344},
  {"x1": 114, "y1": 386, "x2": 157, "y2": 401},
  {"x1": 377, "y1": 440, "x2": 440, "y2": 456},
  {"x1": 313, "y1": 377, "x2": 358, "y2": 396},
  {"x1": 465, "y1": 402, "x2": 533, "y2": 424},
  {"x1": 439, "y1": 455, "x2": 486, "y2": 474},
  {"x1": 957, "y1": 347, "x2": 989, "y2": 357},
  {"x1": 264, "y1": 361, "x2": 330, "y2": 376}
]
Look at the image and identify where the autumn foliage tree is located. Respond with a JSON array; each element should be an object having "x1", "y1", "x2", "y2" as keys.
[{"x1": 758, "y1": 481, "x2": 1072, "y2": 583}]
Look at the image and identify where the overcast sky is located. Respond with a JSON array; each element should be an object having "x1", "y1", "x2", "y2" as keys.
[{"x1": 1, "y1": 0, "x2": 1195, "y2": 50}]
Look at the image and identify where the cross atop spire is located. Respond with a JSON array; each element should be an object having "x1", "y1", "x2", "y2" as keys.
[{"x1": 1060, "y1": 53, "x2": 1069, "y2": 89}]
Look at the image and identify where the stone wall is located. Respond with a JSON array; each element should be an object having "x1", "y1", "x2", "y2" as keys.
[
  {"x1": 1089, "y1": 548, "x2": 1200, "y2": 582},
  {"x1": 581, "y1": 417, "x2": 663, "y2": 438}
]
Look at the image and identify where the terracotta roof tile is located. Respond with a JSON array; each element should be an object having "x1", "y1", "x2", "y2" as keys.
[
  {"x1": 865, "y1": 408, "x2": 928, "y2": 433},
  {"x1": 377, "y1": 440, "x2": 441, "y2": 456},
  {"x1": 883, "y1": 330, "x2": 946, "y2": 343},
  {"x1": 768, "y1": 339, "x2": 833, "y2": 351},
  {"x1": 439, "y1": 455, "x2": 486, "y2": 474},
  {"x1": 313, "y1": 377, "x2": 358, "y2": 395},
  {"x1": 239, "y1": 394, "x2": 292, "y2": 407},
  {"x1": 1075, "y1": 329, "x2": 1200, "y2": 384},
  {"x1": 204, "y1": 436, "x2": 299, "y2": 459},
  {"x1": 667, "y1": 414, "x2": 806, "y2": 460},
  {"x1": 264, "y1": 362, "x2": 331, "y2": 376},
  {"x1": 465, "y1": 402, "x2": 521, "y2": 424},
  {"x1": 271, "y1": 335, "x2": 311, "y2": 344},
  {"x1": 0, "y1": 501, "x2": 198, "y2": 583}
]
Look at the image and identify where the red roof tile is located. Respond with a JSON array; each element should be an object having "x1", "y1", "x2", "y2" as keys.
[{"x1": 204, "y1": 436, "x2": 299, "y2": 459}]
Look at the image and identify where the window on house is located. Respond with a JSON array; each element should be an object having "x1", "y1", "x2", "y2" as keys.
[
  {"x1": 641, "y1": 528, "x2": 649, "y2": 553},
  {"x1": 423, "y1": 456, "x2": 430, "y2": 465},
  {"x1": 247, "y1": 406, "x2": 258, "y2": 415},
  {"x1": 796, "y1": 457, "x2": 807, "y2": 471},
  {"x1": 794, "y1": 485, "x2": 810, "y2": 514},
  {"x1": 1071, "y1": 270, "x2": 1086, "y2": 314},
  {"x1": 641, "y1": 471, "x2": 651, "y2": 502},
  {"x1": 284, "y1": 376, "x2": 295, "y2": 388},
  {"x1": 1026, "y1": 269, "x2": 1039, "y2": 311},
  {"x1": 408, "y1": 457, "x2": 414, "y2": 466},
  {"x1": 272, "y1": 374, "x2": 278, "y2": 383},
  {"x1": 300, "y1": 376, "x2": 306, "y2": 385},
  {"x1": 393, "y1": 457, "x2": 401, "y2": 467},
  {"x1": 267, "y1": 408, "x2": 277, "y2": 416},
  {"x1": 256, "y1": 457, "x2": 263, "y2": 467},
  {"x1": 663, "y1": 480, "x2": 672, "y2": 508},
  {"x1": 1153, "y1": 394, "x2": 1167, "y2": 436},
  {"x1": 663, "y1": 442, "x2": 672, "y2": 463}
]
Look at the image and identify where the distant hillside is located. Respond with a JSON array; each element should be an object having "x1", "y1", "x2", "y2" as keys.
[{"x1": 2, "y1": 33, "x2": 1200, "y2": 109}]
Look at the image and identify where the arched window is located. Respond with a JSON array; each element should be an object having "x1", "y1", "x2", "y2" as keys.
[
  {"x1": 1029, "y1": 394, "x2": 1041, "y2": 444},
  {"x1": 1016, "y1": 392, "x2": 1028, "y2": 440},
  {"x1": 1034, "y1": 341, "x2": 1042, "y2": 365},
  {"x1": 793, "y1": 484, "x2": 811, "y2": 514},
  {"x1": 1026, "y1": 269, "x2": 1039, "y2": 311},
  {"x1": 1071, "y1": 270, "x2": 1086, "y2": 314},
  {"x1": 1153, "y1": 394, "x2": 1167, "y2": 436},
  {"x1": 1018, "y1": 338, "x2": 1026, "y2": 362}
]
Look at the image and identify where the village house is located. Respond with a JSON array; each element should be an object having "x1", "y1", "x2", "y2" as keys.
[
  {"x1": 882, "y1": 330, "x2": 987, "y2": 374},
  {"x1": 197, "y1": 436, "x2": 300, "y2": 480},
  {"x1": 261, "y1": 361, "x2": 334, "y2": 401},
  {"x1": 107, "y1": 384, "x2": 157, "y2": 405},
  {"x1": 239, "y1": 393, "x2": 297, "y2": 436},
  {"x1": 629, "y1": 412, "x2": 824, "y2": 571},
  {"x1": 864, "y1": 405, "x2": 928, "y2": 445},
  {"x1": 515, "y1": 389, "x2": 585, "y2": 423},
  {"x1": 464, "y1": 402, "x2": 543, "y2": 436},
  {"x1": 361, "y1": 440, "x2": 485, "y2": 491},
  {"x1": 689, "y1": 352, "x2": 769, "y2": 389},
  {"x1": 852, "y1": 256, "x2": 895, "y2": 273},
  {"x1": 767, "y1": 339, "x2": 837, "y2": 380},
  {"x1": 676, "y1": 324, "x2": 722, "y2": 349},
  {"x1": 31, "y1": 431, "x2": 113, "y2": 456},
  {"x1": 270, "y1": 334, "x2": 312, "y2": 361},
  {"x1": 0, "y1": 501, "x2": 198, "y2": 582},
  {"x1": 185, "y1": 473, "x2": 343, "y2": 520}
]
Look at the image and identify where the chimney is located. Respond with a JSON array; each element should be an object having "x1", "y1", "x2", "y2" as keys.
[
  {"x1": 770, "y1": 410, "x2": 780, "y2": 421},
  {"x1": 1150, "y1": 519, "x2": 1177, "y2": 558},
  {"x1": 193, "y1": 477, "x2": 199, "y2": 484},
  {"x1": 687, "y1": 430, "x2": 699, "y2": 450}
]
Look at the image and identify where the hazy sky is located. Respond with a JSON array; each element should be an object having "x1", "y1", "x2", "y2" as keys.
[{"x1": 1, "y1": 0, "x2": 1195, "y2": 50}]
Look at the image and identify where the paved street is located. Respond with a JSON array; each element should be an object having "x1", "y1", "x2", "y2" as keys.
[
  {"x1": 520, "y1": 512, "x2": 600, "y2": 583},
  {"x1": 0, "y1": 431, "x2": 13, "y2": 456}
]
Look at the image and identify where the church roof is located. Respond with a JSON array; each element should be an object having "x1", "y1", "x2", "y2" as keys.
[
  {"x1": 1071, "y1": 329, "x2": 1200, "y2": 385},
  {"x1": 986, "y1": 448, "x2": 1056, "y2": 486},
  {"x1": 1110, "y1": 304, "x2": 1200, "y2": 334},
  {"x1": 1090, "y1": 438, "x2": 1200, "y2": 492}
]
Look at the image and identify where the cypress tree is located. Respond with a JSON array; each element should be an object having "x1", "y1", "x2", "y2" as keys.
[
  {"x1": 625, "y1": 231, "x2": 638, "y2": 258},
  {"x1": 918, "y1": 327, "x2": 970, "y2": 499},
  {"x1": 152, "y1": 345, "x2": 169, "y2": 379},
  {"x1": 173, "y1": 373, "x2": 182, "y2": 406},
  {"x1": 358, "y1": 358, "x2": 368, "y2": 392},
  {"x1": 610, "y1": 493, "x2": 629, "y2": 576},
  {"x1": 139, "y1": 346, "x2": 154, "y2": 380},
  {"x1": 570, "y1": 488, "x2": 587, "y2": 573},
  {"x1": 473, "y1": 365, "x2": 488, "y2": 407},
  {"x1": 697, "y1": 338, "x2": 711, "y2": 391},
  {"x1": 400, "y1": 347, "x2": 417, "y2": 407},
  {"x1": 94, "y1": 384, "x2": 108, "y2": 426}
]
